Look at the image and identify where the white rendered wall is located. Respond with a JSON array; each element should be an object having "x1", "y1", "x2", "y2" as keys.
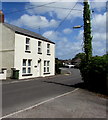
[{"x1": 14, "y1": 33, "x2": 55, "y2": 79}]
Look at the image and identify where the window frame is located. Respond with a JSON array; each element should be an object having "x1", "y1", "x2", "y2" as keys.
[
  {"x1": 44, "y1": 60, "x2": 50, "y2": 74},
  {"x1": 22, "y1": 59, "x2": 32, "y2": 76},
  {"x1": 38, "y1": 41, "x2": 42, "y2": 54},
  {"x1": 47, "y1": 43, "x2": 50, "y2": 55},
  {"x1": 25, "y1": 38, "x2": 31, "y2": 53}
]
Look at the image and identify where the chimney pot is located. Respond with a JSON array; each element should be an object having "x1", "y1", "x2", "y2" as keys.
[{"x1": 0, "y1": 10, "x2": 4, "y2": 23}]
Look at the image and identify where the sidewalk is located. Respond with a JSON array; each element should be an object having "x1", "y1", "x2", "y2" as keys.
[
  {"x1": 1, "y1": 75, "x2": 63, "y2": 84},
  {"x1": 7, "y1": 88, "x2": 107, "y2": 118}
]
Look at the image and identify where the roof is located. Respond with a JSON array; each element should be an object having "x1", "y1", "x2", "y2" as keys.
[{"x1": 3, "y1": 23, "x2": 55, "y2": 44}]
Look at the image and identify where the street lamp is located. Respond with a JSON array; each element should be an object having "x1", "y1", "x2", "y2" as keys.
[{"x1": 73, "y1": 25, "x2": 83, "y2": 29}]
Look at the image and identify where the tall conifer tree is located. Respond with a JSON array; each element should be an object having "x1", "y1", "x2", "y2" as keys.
[{"x1": 83, "y1": 0, "x2": 92, "y2": 62}]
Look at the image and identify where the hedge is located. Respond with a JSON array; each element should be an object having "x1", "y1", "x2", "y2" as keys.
[{"x1": 79, "y1": 55, "x2": 108, "y2": 94}]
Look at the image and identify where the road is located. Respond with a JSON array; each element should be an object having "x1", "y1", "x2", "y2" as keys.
[{"x1": 2, "y1": 68, "x2": 82, "y2": 117}]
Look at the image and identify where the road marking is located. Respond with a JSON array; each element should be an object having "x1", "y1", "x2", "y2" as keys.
[{"x1": 0, "y1": 88, "x2": 79, "y2": 119}]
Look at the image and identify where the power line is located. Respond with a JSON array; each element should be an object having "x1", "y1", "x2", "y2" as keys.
[
  {"x1": 3, "y1": 2, "x2": 82, "y2": 15},
  {"x1": 41, "y1": 5, "x2": 82, "y2": 11},
  {"x1": 53, "y1": 2, "x2": 78, "y2": 33},
  {"x1": 3, "y1": 1, "x2": 58, "y2": 15},
  {"x1": 20, "y1": 11, "x2": 81, "y2": 32}
]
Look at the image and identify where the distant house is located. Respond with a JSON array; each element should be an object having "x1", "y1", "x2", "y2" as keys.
[
  {"x1": 71, "y1": 58, "x2": 81, "y2": 68},
  {"x1": 0, "y1": 11, "x2": 55, "y2": 79}
]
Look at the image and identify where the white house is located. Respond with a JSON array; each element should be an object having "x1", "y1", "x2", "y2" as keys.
[{"x1": 0, "y1": 11, "x2": 55, "y2": 79}]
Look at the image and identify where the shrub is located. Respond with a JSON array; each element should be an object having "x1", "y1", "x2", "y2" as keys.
[
  {"x1": 80, "y1": 55, "x2": 108, "y2": 94},
  {"x1": 55, "y1": 63, "x2": 61, "y2": 74}
]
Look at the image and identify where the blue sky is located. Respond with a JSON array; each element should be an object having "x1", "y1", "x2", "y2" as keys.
[{"x1": 1, "y1": 1, "x2": 107, "y2": 59}]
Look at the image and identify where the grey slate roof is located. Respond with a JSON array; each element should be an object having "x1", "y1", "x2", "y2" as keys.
[{"x1": 3, "y1": 23, "x2": 55, "y2": 44}]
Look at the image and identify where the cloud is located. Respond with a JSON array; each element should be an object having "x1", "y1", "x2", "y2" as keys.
[
  {"x1": 63, "y1": 28, "x2": 72, "y2": 34},
  {"x1": 10, "y1": 14, "x2": 59, "y2": 29},
  {"x1": 90, "y1": 1, "x2": 106, "y2": 11},
  {"x1": 91, "y1": 12, "x2": 106, "y2": 55},
  {"x1": 75, "y1": 12, "x2": 106, "y2": 57},
  {"x1": 43, "y1": 10, "x2": 107, "y2": 59},
  {"x1": 43, "y1": 30, "x2": 82, "y2": 59},
  {"x1": 92, "y1": 32, "x2": 106, "y2": 56},
  {"x1": 92, "y1": 12, "x2": 106, "y2": 33},
  {"x1": 25, "y1": 2, "x2": 83, "y2": 20},
  {"x1": 8, "y1": 1, "x2": 106, "y2": 59}
]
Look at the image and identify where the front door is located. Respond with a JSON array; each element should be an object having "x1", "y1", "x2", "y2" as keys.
[{"x1": 37, "y1": 60, "x2": 41, "y2": 77}]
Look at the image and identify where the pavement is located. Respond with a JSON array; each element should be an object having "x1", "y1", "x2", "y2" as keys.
[
  {"x1": 1, "y1": 68, "x2": 108, "y2": 119},
  {"x1": 6, "y1": 88, "x2": 107, "y2": 118}
]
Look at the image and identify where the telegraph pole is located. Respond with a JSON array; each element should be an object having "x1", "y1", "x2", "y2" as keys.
[{"x1": 83, "y1": 0, "x2": 92, "y2": 62}]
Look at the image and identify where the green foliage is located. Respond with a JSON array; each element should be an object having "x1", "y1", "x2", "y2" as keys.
[
  {"x1": 80, "y1": 55, "x2": 108, "y2": 94},
  {"x1": 55, "y1": 63, "x2": 61, "y2": 74},
  {"x1": 55, "y1": 58, "x2": 61, "y2": 74},
  {"x1": 83, "y1": 2, "x2": 92, "y2": 61},
  {"x1": 72, "y1": 53, "x2": 86, "y2": 60}
]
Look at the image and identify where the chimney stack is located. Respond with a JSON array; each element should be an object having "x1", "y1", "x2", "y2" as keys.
[{"x1": 0, "y1": 10, "x2": 4, "y2": 23}]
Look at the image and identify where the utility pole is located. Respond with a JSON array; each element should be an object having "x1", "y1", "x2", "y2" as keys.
[{"x1": 83, "y1": 0, "x2": 92, "y2": 62}]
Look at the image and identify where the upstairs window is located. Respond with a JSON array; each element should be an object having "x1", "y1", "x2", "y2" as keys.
[
  {"x1": 47, "y1": 43, "x2": 50, "y2": 55},
  {"x1": 38, "y1": 41, "x2": 42, "y2": 54},
  {"x1": 25, "y1": 38, "x2": 31, "y2": 53}
]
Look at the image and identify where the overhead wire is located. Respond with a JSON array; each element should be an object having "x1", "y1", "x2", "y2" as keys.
[
  {"x1": 52, "y1": 1, "x2": 79, "y2": 33},
  {"x1": 3, "y1": 3, "x2": 82, "y2": 15},
  {"x1": 3, "y1": 1, "x2": 58, "y2": 15},
  {"x1": 4, "y1": 1, "x2": 83, "y2": 58},
  {"x1": 47, "y1": 1, "x2": 84, "y2": 55},
  {"x1": 1, "y1": 0, "x2": 82, "y2": 16},
  {"x1": 9, "y1": 1, "x2": 81, "y2": 35},
  {"x1": 40, "y1": 5, "x2": 82, "y2": 11},
  {"x1": 21, "y1": 11, "x2": 82, "y2": 31},
  {"x1": 3, "y1": 1, "x2": 83, "y2": 55}
]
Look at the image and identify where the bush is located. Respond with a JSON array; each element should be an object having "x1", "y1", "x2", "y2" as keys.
[
  {"x1": 80, "y1": 55, "x2": 108, "y2": 94},
  {"x1": 55, "y1": 63, "x2": 61, "y2": 74}
]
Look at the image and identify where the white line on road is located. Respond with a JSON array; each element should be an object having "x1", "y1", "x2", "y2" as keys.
[{"x1": 0, "y1": 88, "x2": 79, "y2": 119}]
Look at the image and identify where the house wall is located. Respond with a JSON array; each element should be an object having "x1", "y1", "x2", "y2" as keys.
[
  {"x1": 14, "y1": 33, "x2": 55, "y2": 79},
  {"x1": 0, "y1": 24, "x2": 15, "y2": 77},
  {"x1": 0, "y1": 24, "x2": 2, "y2": 72}
]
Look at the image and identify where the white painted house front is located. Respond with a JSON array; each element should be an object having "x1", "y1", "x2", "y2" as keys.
[{"x1": 0, "y1": 11, "x2": 55, "y2": 79}]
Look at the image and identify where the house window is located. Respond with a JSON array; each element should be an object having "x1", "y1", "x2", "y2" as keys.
[
  {"x1": 25, "y1": 38, "x2": 31, "y2": 53},
  {"x1": 38, "y1": 41, "x2": 42, "y2": 54},
  {"x1": 47, "y1": 44, "x2": 50, "y2": 55},
  {"x1": 22, "y1": 59, "x2": 32, "y2": 76},
  {"x1": 28, "y1": 60, "x2": 31, "y2": 74},
  {"x1": 22, "y1": 68, "x2": 26, "y2": 74},
  {"x1": 44, "y1": 61, "x2": 50, "y2": 74}
]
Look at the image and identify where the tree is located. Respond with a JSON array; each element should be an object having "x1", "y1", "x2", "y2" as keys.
[
  {"x1": 73, "y1": 53, "x2": 86, "y2": 60},
  {"x1": 83, "y1": 0, "x2": 92, "y2": 62}
]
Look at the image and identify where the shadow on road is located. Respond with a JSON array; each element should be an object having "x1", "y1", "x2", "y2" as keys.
[
  {"x1": 43, "y1": 80, "x2": 86, "y2": 89},
  {"x1": 43, "y1": 81, "x2": 108, "y2": 97}
]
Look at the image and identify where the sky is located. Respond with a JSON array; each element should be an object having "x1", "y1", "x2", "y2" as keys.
[{"x1": 1, "y1": 0, "x2": 107, "y2": 60}]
